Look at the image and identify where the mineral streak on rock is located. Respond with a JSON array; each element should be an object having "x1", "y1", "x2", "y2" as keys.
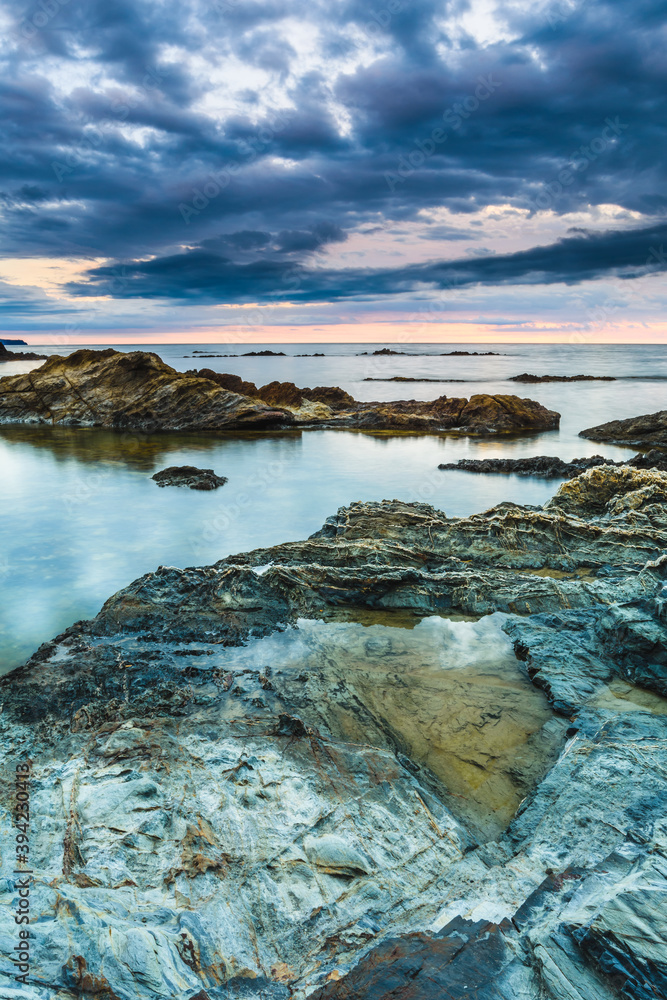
[
  {"x1": 581, "y1": 408, "x2": 667, "y2": 448},
  {"x1": 152, "y1": 466, "x2": 228, "y2": 490},
  {"x1": 1, "y1": 465, "x2": 666, "y2": 999},
  {"x1": 0, "y1": 348, "x2": 561, "y2": 435},
  {"x1": 510, "y1": 373, "x2": 616, "y2": 382},
  {"x1": 438, "y1": 451, "x2": 667, "y2": 478}
]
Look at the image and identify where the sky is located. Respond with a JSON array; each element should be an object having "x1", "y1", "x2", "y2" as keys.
[{"x1": 0, "y1": 0, "x2": 666, "y2": 344}]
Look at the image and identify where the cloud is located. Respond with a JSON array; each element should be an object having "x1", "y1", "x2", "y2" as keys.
[
  {"x1": 0, "y1": 0, "x2": 664, "y2": 330},
  {"x1": 66, "y1": 221, "x2": 667, "y2": 302}
]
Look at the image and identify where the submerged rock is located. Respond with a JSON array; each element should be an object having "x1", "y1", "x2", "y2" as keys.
[
  {"x1": 581, "y1": 408, "x2": 667, "y2": 448},
  {"x1": 0, "y1": 348, "x2": 560, "y2": 435},
  {"x1": 152, "y1": 466, "x2": 228, "y2": 490},
  {"x1": 1, "y1": 465, "x2": 666, "y2": 999}
]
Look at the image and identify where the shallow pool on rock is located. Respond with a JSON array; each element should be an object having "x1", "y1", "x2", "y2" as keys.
[{"x1": 197, "y1": 613, "x2": 566, "y2": 840}]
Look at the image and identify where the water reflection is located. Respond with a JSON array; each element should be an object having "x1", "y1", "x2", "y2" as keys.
[
  {"x1": 213, "y1": 614, "x2": 565, "y2": 839},
  {"x1": 0, "y1": 423, "x2": 303, "y2": 469}
]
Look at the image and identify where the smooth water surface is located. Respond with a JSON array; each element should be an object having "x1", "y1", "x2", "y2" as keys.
[{"x1": 0, "y1": 341, "x2": 665, "y2": 672}]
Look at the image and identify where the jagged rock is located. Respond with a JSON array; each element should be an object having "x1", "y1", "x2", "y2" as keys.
[
  {"x1": 1, "y1": 466, "x2": 666, "y2": 999},
  {"x1": 0, "y1": 340, "x2": 47, "y2": 362},
  {"x1": 193, "y1": 372, "x2": 355, "y2": 411},
  {"x1": 196, "y1": 371, "x2": 258, "y2": 397},
  {"x1": 309, "y1": 917, "x2": 530, "y2": 1000},
  {"x1": 581, "y1": 409, "x2": 667, "y2": 448},
  {"x1": 510, "y1": 373, "x2": 615, "y2": 382},
  {"x1": 0, "y1": 349, "x2": 290, "y2": 431},
  {"x1": 0, "y1": 349, "x2": 560, "y2": 435},
  {"x1": 438, "y1": 452, "x2": 667, "y2": 478},
  {"x1": 152, "y1": 466, "x2": 228, "y2": 490}
]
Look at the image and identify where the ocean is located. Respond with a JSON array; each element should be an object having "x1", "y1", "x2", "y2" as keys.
[{"x1": 0, "y1": 340, "x2": 665, "y2": 673}]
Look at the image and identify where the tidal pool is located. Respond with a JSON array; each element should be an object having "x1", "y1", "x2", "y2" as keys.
[{"x1": 177, "y1": 613, "x2": 566, "y2": 839}]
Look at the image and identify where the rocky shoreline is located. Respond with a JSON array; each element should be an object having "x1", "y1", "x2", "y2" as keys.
[
  {"x1": 581, "y1": 409, "x2": 667, "y2": 448},
  {"x1": 438, "y1": 450, "x2": 667, "y2": 477},
  {"x1": 0, "y1": 341, "x2": 48, "y2": 362},
  {"x1": 1, "y1": 465, "x2": 666, "y2": 999},
  {"x1": 0, "y1": 348, "x2": 560, "y2": 435}
]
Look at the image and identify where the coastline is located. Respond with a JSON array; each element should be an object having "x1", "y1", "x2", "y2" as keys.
[{"x1": 1, "y1": 466, "x2": 666, "y2": 998}]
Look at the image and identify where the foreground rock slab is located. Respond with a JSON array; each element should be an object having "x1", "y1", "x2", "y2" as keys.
[
  {"x1": 1, "y1": 466, "x2": 666, "y2": 999},
  {"x1": 0, "y1": 348, "x2": 560, "y2": 435}
]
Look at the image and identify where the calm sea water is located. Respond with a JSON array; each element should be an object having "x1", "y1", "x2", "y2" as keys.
[{"x1": 1, "y1": 341, "x2": 666, "y2": 673}]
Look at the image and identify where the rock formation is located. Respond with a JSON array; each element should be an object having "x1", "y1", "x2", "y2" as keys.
[
  {"x1": 438, "y1": 450, "x2": 667, "y2": 477},
  {"x1": 184, "y1": 369, "x2": 560, "y2": 433},
  {"x1": 0, "y1": 340, "x2": 47, "y2": 362},
  {"x1": 358, "y1": 349, "x2": 502, "y2": 356},
  {"x1": 581, "y1": 408, "x2": 667, "y2": 448},
  {"x1": 510, "y1": 373, "x2": 615, "y2": 383},
  {"x1": 364, "y1": 376, "x2": 461, "y2": 383},
  {"x1": 1, "y1": 466, "x2": 666, "y2": 999},
  {"x1": 152, "y1": 466, "x2": 228, "y2": 490},
  {"x1": 0, "y1": 349, "x2": 289, "y2": 432},
  {"x1": 0, "y1": 348, "x2": 561, "y2": 435}
]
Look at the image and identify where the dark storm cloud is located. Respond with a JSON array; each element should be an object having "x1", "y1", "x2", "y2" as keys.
[
  {"x1": 66, "y1": 221, "x2": 667, "y2": 302},
  {"x1": 1, "y1": 0, "x2": 666, "y2": 302}
]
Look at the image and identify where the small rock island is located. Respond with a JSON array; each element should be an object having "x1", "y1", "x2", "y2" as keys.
[{"x1": 152, "y1": 466, "x2": 228, "y2": 490}]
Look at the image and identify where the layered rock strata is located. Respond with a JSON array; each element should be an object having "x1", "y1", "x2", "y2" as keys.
[
  {"x1": 1, "y1": 466, "x2": 666, "y2": 1000},
  {"x1": 0, "y1": 349, "x2": 560, "y2": 434}
]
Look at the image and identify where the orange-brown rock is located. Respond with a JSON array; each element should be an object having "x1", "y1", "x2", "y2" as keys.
[{"x1": 0, "y1": 349, "x2": 560, "y2": 436}]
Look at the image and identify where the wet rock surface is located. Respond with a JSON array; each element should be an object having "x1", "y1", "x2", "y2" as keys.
[
  {"x1": 0, "y1": 348, "x2": 560, "y2": 435},
  {"x1": 438, "y1": 451, "x2": 667, "y2": 477},
  {"x1": 152, "y1": 466, "x2": 228, "y2": 490},
  {"x1": 581, "y1": 409, "x2": 667, "y2": 448},
  {"x1": 1, "y1": 466, "x2": 666, "y2": 999}
]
